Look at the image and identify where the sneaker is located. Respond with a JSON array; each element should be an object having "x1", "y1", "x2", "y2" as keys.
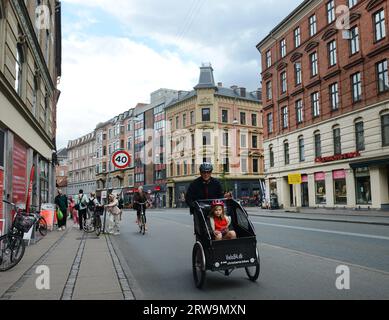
[{"x1": 113, "y1": 232, "x2": 120, "y2": 236}]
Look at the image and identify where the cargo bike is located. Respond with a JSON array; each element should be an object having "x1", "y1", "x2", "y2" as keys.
[{"x1": 191, "y1": 198, "x2": 260, "y2": 289}]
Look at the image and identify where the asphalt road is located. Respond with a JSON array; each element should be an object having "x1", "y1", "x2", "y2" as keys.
[{"x1": 114, "y1": 209, "x2": 389, "y2": 300}]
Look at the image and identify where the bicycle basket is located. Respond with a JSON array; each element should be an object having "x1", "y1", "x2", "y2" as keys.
[{"x1": 14, "y1": 215, "x2": 35, "y2": 233}]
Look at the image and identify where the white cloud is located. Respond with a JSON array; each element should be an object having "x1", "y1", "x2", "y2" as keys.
[{"x1": 56, "y1": 35, "x2": 198, "y2": 148}]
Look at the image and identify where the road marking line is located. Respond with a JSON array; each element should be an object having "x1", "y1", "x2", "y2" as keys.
[
  {"x1": 253, "y1": 222, "x2": 389, "y2": 241},
  {"x1": 260, "y1": 242, "x2": 389, "y2": 276}
]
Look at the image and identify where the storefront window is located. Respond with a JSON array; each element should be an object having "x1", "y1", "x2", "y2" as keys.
[
  {"x1": 355, "y1": 167, "x2": 372, "y2": 205},
  {"x1": 269, "y1": 179, "x2": 277, "y2": 195},
  {"x1": 0, "y1": 130, "x2": 4, "y2": 167},
  {"x1": 40, "y1": 160, "x2": 49, "y2": 204},
  {"x1": 333, "y1": 170, "x2": 347, "y2": 205},
  {"x1": 315, "y1": 172, "x2": 326, "y2": 204}
]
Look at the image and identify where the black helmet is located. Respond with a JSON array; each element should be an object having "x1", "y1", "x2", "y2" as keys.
[{"x1": 200, "y1": 162, "x2": 213, "y2": 173}]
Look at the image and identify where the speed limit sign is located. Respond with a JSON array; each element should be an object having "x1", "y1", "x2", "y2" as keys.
[{"x1": 112, "y1": 150, "x2": 131, "y2": 169}]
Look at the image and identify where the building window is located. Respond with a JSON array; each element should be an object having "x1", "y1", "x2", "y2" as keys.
[
  {"x1": 299, "y1": 137, "x2": 305, "y2": 162},
  {"x1": 241, "y1": 158, "x2": 247, "y2": 173},
  {"x1": 252, "y1": 114, "x2": 258, "y2": 127},
  {"x1": 183, "y1": 114, "x2": 187, "y2": 127},
  {"x1": 284, "y1": 142, "x2": 290, "y2": 165},
  {"x1": 266, "y1": 81, "x2": 272, "y2": 100},
  {"x1": 314, "y1": 133, "x2": 322, "y2": 158},
  {"x1": 309, "y1": 14, "x2": 317, "y2": 36},
  {"x1": 281, "y1": 106, "x2": 288, "y2": 129},
  {"x1": 315, "y1": 172, "x2": 326, "y2": 204},
  {"x1": 355, "y1": 167, "x2": 372, "y2": 204},
  {"x1": 355, "y1": 121, "x2": 365, "y2": 151},
  {"x1": 240, "y1": 133, "x2": 247, "y2": 148},
  {"x1": 295, "y1": 62, "x2": 302, "y2": 86},
  {"x1": 311, "y1": 92, "x2": 320, "y2": 117},
  {"x1": 202, "y1": 108, "x2": 210, "y2": 122},
  {"x1": 252, "y1": 136, "x2": 258, "y2": 149},
  {"x1": 266, "y1": 50, "x2": 272, "y2": 68},
  {"x1": 223, "y1": 158, "x2": 230, "y2": 173},
  {"x1": 223, "y1": 132, "x2": 229, "y2": 146},
  {"x1": 374, "y1": 9, "x2": 386, "y2": 42},
  {"x1": 333, "y1": 127, "x2": 342, "y2": 155},
  {"x1": 294, "y1": 27, "x2": 301, "y2": 48},
  {"x1": 267, "y1": 113, "x2": 273, "y2": 134},
  {"x1": 351, "y1": 72, "x2": 362, "y2": 102},
  {"x1": 253, "y1": 159, "x2": 259, "y2": 173},
  {"x1": 222, "y1": 110, "x2": 228, "y2": 123},
  {"x1": 329, "y1": 82, "x2": 339, "y2": 110},
  {"x1": 240, "y1": 112, "x2": 246, "y2": 125},
  {"x1": 328, "y1": 40, "x2": 337, "y2": 67},
  {"x1": 269, "y1": 145, "x2": 274, "y2": 168},
  {"x1": 280, "y1": 38, "x2": 286, "y2": 58},
  {"x1": 203, "y1": 132, "x2": 211, "y2": 146},
  {"x1": 382, "y1": 114, "x2": 389, "y2": 146},
  {"x1": 348, "y1": 0, "x2": 358, "y2": 8},
  {"x1": 295, "y1": 99, "x2": 304, "y2": 124},
  {"x1": 377, "y1": 60, "x2": 389, "y2": 93},
  {"x1": 190, "y1": 111, "x2": 195, "y2": 124},
  {"x1": 350, "y1": 26, "x2": 359, "y2": 55},
  {"x1": 280, "y1": 71, "x2": 287, "y2": 94},
  {"x1": 333, "y1": 170, "x2": 347, "y2": 205},
  {"x1": 327, "y1": 0, "x2": 335, "y2": 24},
  {"x1": 176, "y1": 116, "x2": 179, "y2": 129},
  {"x1": 310, "y1": 52, "x2": 318, "y2": 77},
  {"x1": 15, "y1": 44, "x2": 23, "y2": 94}
]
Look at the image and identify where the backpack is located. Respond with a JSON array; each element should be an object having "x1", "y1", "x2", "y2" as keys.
[{"x1": 87, "y1": 198, "x2": 96, "y2": 210}]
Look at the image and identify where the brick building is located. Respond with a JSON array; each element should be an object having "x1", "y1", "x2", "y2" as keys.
[{"x1": 257, "y1": 0, "x2": 389, "y2": 209}]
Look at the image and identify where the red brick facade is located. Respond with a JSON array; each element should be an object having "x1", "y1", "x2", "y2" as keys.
[{"x1": 259, "y1": 0, "x2": 389, "y2": 140}]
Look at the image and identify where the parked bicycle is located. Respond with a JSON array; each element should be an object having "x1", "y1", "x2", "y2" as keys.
[
  {"x1": 0, "y1": 200, "x2": 34, "y2": 272},
  {"x1": 83, "y1": 205, "x2": 104, "y2": 237}
]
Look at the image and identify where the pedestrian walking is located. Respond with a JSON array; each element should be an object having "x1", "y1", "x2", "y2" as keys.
[
  {"x1": 55, "y1": 189, "x2": 68, "y2": 231},
  {"x1": 76, "y1": 189, "x2": 88, "y2": 230},
  {"x1": 105, "y1": 193, "x2": 121, "y2": 235},
  {"x1": 68, "y1": 196, "x2": 79, "y2": 228}
]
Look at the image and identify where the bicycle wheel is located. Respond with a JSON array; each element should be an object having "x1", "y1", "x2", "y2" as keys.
[
  {"x1": 83, "y1": 217, "x2": 95, "y2": 233},
  {"x1": 140, "y1": 215, "x2": 146, "y2": 235},
  {"x1": 95, "y1": 216, "x2": 102, "y2": 237},
  {"x1": 0, "y1": 234, "x2": 25, "y2": 272},
  {"x1": 192, "y1": 242, "x2": 206, "y2": 289},
  {"x1": 37, "y1": 217, "x2": 48, "y2": 237}
]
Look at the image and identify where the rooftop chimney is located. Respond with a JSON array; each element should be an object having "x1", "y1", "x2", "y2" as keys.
[
  {"x1": 240, "y1": 87, "x2": 246, "y2": 97},
  {"x1": 230, "y1": 85, "x2": 238, "y2": 91},
  {"x1": 217, "y1": 82, "x2": 223, "y2": 87}
]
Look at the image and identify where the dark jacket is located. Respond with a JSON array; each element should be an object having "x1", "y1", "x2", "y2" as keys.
[
  {"x1": 185, "y1": 177, "x2": 224, "y2": 208},
  {"x1": 133, "y1": 192, "x2": 148, "y2": 210}
]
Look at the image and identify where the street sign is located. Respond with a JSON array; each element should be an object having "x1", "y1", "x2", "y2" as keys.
[
  {"x1": 288, "y1": 174, "x2": 302, "y2": 185},
  {"x1": 112, "y1": 150, "x2": 131, "y2": 169}
]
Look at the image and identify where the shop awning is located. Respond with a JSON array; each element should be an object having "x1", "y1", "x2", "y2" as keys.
[{"x1": 349, "y1": 158, "x2": 389, "y2": 169}]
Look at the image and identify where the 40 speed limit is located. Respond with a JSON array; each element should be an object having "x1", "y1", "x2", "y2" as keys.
[{"x1": 112, "y1": 151, "x2": 131, "y2": 169}]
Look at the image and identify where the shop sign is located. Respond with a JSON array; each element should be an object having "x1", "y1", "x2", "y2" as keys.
[
  {"x1": 315, "y1": 152, "x2": 360, "y2": 163},
  {"x1": 12, "y1": 139, "x2": 27, "y2": 206},
  {"x1": 315, "y1": 172, "x2": 326, "y2": 181},
  {"x1": 333, "y1": 170, "x2": 346, "y2": 180},
  {"x1": 288, "y1": 174, "x2": 302, "y2": 185},
  {"x1": 301, "y1": 175, "x2": 308, "y2": 183}
]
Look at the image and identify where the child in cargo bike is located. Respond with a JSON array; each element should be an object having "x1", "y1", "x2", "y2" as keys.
[{"x1": 209, "y1": 200, "x2": 237, "y2": 241}]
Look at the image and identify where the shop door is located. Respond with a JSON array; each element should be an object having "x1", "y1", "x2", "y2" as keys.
[{"x1": 301, "y1": 182, "x2": 309, "y2": 207}]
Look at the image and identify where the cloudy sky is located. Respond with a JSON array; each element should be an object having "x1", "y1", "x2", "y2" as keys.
[{"x1": 57, "y1": 0, "x2": 302, "y2": 149}]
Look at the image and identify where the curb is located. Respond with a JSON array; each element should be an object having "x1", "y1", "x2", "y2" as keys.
[{"x1": 248, "y1": 213, "x2": 389, "y2": 226}]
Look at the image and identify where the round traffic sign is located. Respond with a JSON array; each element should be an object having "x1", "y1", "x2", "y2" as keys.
[{"x1": 112, "y1": 150, "x2": 131, "y2": 169}]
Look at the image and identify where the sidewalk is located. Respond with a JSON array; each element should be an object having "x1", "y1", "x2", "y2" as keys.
[
  {"x1": 0, "y1": 222, "x2": 135, "y2": 300},
  {"x1": 246, "y1": 207, "x2": 389, "y2": 226}
]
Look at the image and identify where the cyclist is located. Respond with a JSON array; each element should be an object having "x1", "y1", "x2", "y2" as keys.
[
  {"x1": 133, "y1": 186, "x2": 149, "y2": 230},
  {"x1": 185, "y1": 163, "x2": 231, "y2": 213}
]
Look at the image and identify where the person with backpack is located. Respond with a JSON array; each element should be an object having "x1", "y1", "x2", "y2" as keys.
[{"x1": 76, "y1": 189, "x2": 88, "y2": 230}]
